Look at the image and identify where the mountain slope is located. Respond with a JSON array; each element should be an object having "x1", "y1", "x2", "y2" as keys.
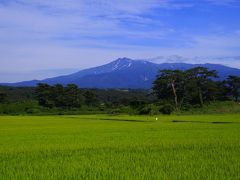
[{"x1": 2, "y1": 58, "x2": 240, "y2": 89}]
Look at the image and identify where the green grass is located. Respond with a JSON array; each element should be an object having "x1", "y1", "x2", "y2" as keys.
[
  {"x1": 0, "y1": 114, "x2": 240, "y2": 179},
  {"x1": 180, "y1": 101, "x2": 240, "y2": 115}
]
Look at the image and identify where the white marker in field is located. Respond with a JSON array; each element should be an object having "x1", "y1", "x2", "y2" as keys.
[{"x1": 156, "y1": 117, "x2": 158, "y2": 121}]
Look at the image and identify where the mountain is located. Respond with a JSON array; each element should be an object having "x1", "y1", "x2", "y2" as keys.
[{"x1": 1, "y1": 57, "x2": 240, "y2": 89}]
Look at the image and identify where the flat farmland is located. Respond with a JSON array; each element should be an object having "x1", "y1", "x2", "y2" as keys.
[{"x1": 0, "y1": 114, "x2": 239, "y2": 179}]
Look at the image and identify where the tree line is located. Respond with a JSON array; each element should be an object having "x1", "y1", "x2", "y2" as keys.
[
  {"x1": 35, "y1": 66, "x2": 240, "y2": 112},
  {"x1": 36, "y1": 83, "x2": 97, "y2": 109},
  {"x1": 153, "y1": 67, "x2": 240, "y2": 110},
  {"x1": 34, "y1": 84, "x2": 154, "y2": 109},
  {"x1": 0, "y1": 66, "x2": 239, "y2": 115}
]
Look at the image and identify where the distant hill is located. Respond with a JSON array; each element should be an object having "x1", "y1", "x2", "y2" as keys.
[{"x1": 2, "y1": 57, "x2": 240, "y2": 89}]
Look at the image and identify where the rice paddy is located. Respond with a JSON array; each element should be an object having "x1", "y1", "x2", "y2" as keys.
[{"x1": 0, "y1": 114, "x2": 240, "y2": 179}]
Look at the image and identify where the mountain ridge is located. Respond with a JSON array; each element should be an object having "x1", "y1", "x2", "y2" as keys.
[{"x1": 1, "y1": 58, "x2": 240, "y2": 89}]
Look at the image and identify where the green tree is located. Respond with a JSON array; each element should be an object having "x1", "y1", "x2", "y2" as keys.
[
  {"x1": 64, "y1": 84, "x2": 84, "y2": 108},
  {"x1": 52, "y1": 84, "x2": 65, "y2": 107},
  {"x1": 84, "y1": 90, "x2": 98, "y2": 106},
  {"x1": 153, "y1": 67, "x2": 220, "y2": 109},
  {"x1": 36, "y1": 83, "x2": 84, "y2": 109},
  {"x1": 35, "y1": 83, "x2": 54, "y2": 108},
  {"x1": 186, "y1": 67, "x2": 218, "y2": 106},
  {"x1": 226, "y1": 76, "x2": 240, "y2": 102},
  {"x1": 0, "y1": 91, "x2": 8, "y2": 103},
  {"x1": 153, "y1": 70, "x2": 185, "y2": 110}
]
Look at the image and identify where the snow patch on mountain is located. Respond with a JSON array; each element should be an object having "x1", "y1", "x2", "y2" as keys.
[
  {"x1": 2, "y1": 56, "x2": 240, "y2": 89},
  {"x1": 110, "y1": 58, "x2": 134, "y2": 71}
]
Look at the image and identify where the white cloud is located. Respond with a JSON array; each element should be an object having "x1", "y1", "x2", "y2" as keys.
[{"x1": 0, "y1": 0, "x2": 239, "y2": 81}]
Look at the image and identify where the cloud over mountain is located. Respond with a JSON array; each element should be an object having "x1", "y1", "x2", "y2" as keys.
[{"x1": 0, "y1": 0, "x2": 240, "y2": 76}]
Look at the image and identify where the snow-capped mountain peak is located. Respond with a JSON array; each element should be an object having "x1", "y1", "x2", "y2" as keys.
[
  {"x1": 110, "y1": 57, "x2": 133, "y2": 71},
  {"x1": 2, "y1": 56, "x2": 240, "y2": 89}
]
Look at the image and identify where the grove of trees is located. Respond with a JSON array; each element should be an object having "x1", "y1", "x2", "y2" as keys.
[
  {"x1": 34, "y1": 83, "x2": 156, "y2": 110},
  {"x1": 1, "y1": 66, "x2": 240, "y2": 115},
  {"x1": 153, "y1": 67, "x2": 240, "y2": 110},
  {"x1": 0, "y1": 91, "x2": 7, "y2": 104},
  {"x1": 36, "y1": 83, "x2": 84, "y2": 109}
]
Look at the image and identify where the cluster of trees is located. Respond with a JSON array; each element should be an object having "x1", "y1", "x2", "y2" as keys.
[
  {"x1": 0, "y1": 91, "x2": 7, "y2": 104},
  {"x1": 95, "y1": 89, "x2": 155, "y2": 108},
  {"x1": 0, "y1": 85, "x2": 153, "y2": 114},
  {"x1": 227, "y1": 75, "x2": 240, "y2": 102},
  {"x1": 0, "y1": 85, "x2": 158, "y2": 115},
  {"x1": 0, "y1": 85, "x2": 155, "y2": 109},
  {"x1": 35, "y1": 83, "x2": 156, "y2": 109},
  {"x1": 153, "y1": 67, "x2": 240, "y2": 110},
  {"x1": 36, "y1": 83, "x2": 86, "y2": 108},
  {"x1": 0, "y1": 86, "x2": 35, "y2": 103},
  {"x1": 1, "y1": 67, "x2": 240, "y2": 115}
]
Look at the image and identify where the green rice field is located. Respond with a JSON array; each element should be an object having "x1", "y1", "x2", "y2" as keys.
[{"x1": 0, "y1": 114, "x2": 240, "y2": 179}]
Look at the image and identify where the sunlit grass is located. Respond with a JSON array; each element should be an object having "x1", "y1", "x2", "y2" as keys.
[{"x1": 0, "y1": 114, "x2": 240, "y2": 179}]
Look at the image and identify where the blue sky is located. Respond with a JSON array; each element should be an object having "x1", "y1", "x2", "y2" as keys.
[{"x1": 0, "y1": 0, "x2": 240, "y2": 82}]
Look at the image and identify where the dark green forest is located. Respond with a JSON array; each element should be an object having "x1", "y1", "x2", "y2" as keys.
[{"x1": 0, "y1": 67, "x2": 240, "y2": 115}]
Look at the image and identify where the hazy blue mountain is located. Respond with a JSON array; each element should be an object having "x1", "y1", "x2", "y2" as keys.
[{"x1": 1, "y1": 57, "x2": 240, "y2": 89}]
